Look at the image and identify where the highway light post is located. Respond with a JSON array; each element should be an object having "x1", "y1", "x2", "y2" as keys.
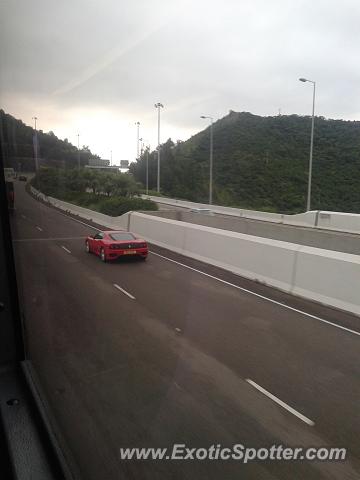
[
  {"x1": 139, "y1": 138, "x2": 144, "y2": 157},
  {"x1": 146, "y1": 144, "x2": 150, "y2": 196},
  {"x1": 110, "y1": 150, "x2": 112, "y2": 166},
  {"x1": 154, "y1": 102, "x2": 163, "y2": 193},
  {"x1": 135, "y1": 121, "x2": 140, "y2": 160},
  {"x1": 299, "y1": 77, "x2": 316, "y2": 211},
  {"x1": 200, "y1": 115, "x2": 214, "y2": 205},
  {"x1": 77, "y1": 133, "x2": 80, "y2": 170},
  {"x1": 32, "y1": 116, "x2": 38, "y2": 171}
]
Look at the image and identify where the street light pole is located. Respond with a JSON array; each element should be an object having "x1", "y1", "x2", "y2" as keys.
[
  {"x1": 77, "y1": 133, "x2": 80, "y2": 170},
  {"x1": 135, "y1": 122, "x2": 140, "y2": 160},
  {"x1": 299, "y1": 77, "x2": 316, "y2": 211},
  {"x1": 32, "y1": 116, "x2": 38, "y2": 171},
  {"x1": 154, "y1": 102, "x2": 164, "y2": 193},
  {"x1": 110, "y1": 150, "x2": 112, "y2": 166},
  {"x1": 200, "y1": 115, "x2": 214, "y2": 205},
  {"x1": 146, "y1": 145, "x2": 150, "y2": 196}
]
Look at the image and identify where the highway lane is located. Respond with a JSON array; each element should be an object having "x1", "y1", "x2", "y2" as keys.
[{"x1": 9, "y1": 182, "x2": 360, "y2": 479}]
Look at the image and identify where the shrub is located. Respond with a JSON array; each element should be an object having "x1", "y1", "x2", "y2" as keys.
[
  {"x1": 97, "y1": 197, "x2": 158, "y2": 216},
  {"x1": 138, "y1": 189, "x2": 164, "y2": 197}
]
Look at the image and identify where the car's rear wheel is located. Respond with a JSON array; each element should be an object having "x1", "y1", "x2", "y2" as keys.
[
  {"x1": 100, "y1": 248, "x2": 106, "y2": 262},
  {"x1": 140, "y1": 256, "x2": 147, "y2": 261},
  {"x1": 85, "y1": 241, "x2": 90, "y2": 253}
]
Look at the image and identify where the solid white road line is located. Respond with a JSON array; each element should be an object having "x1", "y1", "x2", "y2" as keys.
[
  {"x1": 61, "y1": 246, "x2": 72, "y2": 254},
  {"x1": 36, "y1": 226, "x2": 43, "y2": 231},
  {"x1": 149, "y1": 251, "x2": 360, "y2": 338},
  {"x1": 246, "y1": 379, "x2": 315, "y2": 426},
  {"x1": 113, "y1": 283, "x2": 136, "y2": 300}
]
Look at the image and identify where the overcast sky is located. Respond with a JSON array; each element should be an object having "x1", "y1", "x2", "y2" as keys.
[{"x1": 1, "y1": 0, "x2": 360, "y2": 162}]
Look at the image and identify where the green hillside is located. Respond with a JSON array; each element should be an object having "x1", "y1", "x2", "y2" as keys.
[
  {"x1": 0, "y1": 109, "x2": 100, "y2": 170},
  {"x1": 130, "y1": 111, "x2": 360, "y2": 214}
]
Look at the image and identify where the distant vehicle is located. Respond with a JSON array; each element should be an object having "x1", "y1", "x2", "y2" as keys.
[
  {"x1": 5, "y1": 181, "x2": 15, "y2": 212},
  {"x1": 85, "y1": 231, "x2": 148, "y2": 262},
  {"x1": 19, "y1": 175, "x2": 27, "y2": 182},
  {"x1": 189, "y1": 208, "x2": 213, "y2": 215}
]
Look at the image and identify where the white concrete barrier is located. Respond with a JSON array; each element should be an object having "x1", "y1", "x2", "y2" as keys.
[
  {"x1": 292, "y1": 247, "x2": 360, "y2": 315},
  {"x1": 30, "y1": 186, "x2": 129, "y2": 230},
  {"x1": 144, "y1": 195, "x2": 360, "y2": 234},
  {"x1": 47, "y1": 196, "x2": 120, "y2": 229},
  {"x1": 142, "y1": 195, "x2": 318, "y2": 227},
  {"x1": 316, "y1": 211, "x2": 360, "y2": 234}
]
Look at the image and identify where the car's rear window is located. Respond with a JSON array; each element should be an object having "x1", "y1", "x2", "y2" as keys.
[{"x1": 109, "y1": 232, "x2": 136, "y2": 241}]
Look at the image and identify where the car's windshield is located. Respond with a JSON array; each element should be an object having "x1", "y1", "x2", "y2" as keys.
[{"x1": 109, "y1": 232, "x2": 136, "y2": 241}]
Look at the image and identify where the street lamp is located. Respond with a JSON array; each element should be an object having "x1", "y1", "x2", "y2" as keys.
[
  {"x1": 135, "y1": 122, "x2": 140, "y2": 160},
  {"x1": 299, "y1": 77, "x2": 316, "y2": 211},
  {"x1": 110, "y1": 150, "x2": 112, "y2": 166},
  {"x1": 77, "y1": 133, "x2": 80, "y2": 170},
  {"x1": 154, "y1": 102, "x2": 164, "y2": 192},
  {"x1": 200, "y1": 115, "x2": 214, "y2": 205},
  {"x1": 32, "y1": 116, "x2": 38, "y2": 171},
  {"x1": 139, "y1": 138, "x2": 144, "y2": 157},
  {"x1": 141, "y1": 142, "x2": 150, "y2": 196},
  {"x1": 146, "y1": 145, "x2": 150, "y2": 196}
]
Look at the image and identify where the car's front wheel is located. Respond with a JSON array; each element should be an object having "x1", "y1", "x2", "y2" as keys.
[{"x1": 100, "y1": 248, "x2": 106, "y2": 262}]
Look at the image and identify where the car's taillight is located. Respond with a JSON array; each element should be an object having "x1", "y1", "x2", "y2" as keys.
[{"x1": 139, "y1": 243, "x2": 147, "y2": 248}]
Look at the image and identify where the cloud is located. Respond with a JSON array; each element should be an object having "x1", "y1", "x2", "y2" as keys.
[{"x1": 1, "y1": 0, "x2": 360, "y2": 160}]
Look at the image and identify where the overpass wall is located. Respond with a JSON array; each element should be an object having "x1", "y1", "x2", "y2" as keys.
[
  {"x1": 142, "y1": 195, "x2": 318, "y2": 226},
  {"x1": 143, "y1": 195, "x2": 360, "y2": 234}
]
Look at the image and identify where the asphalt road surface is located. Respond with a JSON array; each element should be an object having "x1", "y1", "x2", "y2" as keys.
[{"x1": 10, "y1": 182, "x2": 360, "y2": 480}]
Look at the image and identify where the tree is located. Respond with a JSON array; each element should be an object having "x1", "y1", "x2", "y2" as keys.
[
  {"x1": 82, "y1": 169, "x2": 100, "y2": 194},
  {"x1": 130, "y1": 112, "x2": 360, "y2": 213}
]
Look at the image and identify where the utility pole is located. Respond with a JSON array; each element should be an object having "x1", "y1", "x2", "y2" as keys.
[
  {"x1": 154, "y1": 103, "x2": 164, "y2": 192},
  {"x1": 200, "y1": 115, "x2": 214, "y2": 205},
  {"x1": 135, "y1": 121, "x2": 140, "y2": 160},
  {"x1": 299, "y1": 77, "x2": 316, "y2": 211},
  {"x1": 146, "y1": 145, "x2": 150, "y2": 196},
  {"x1": 77, "y1": 133, "x2": 80, "y2": 170},
  {"x1": 32, "y1": 116, "x2": 38, "y2": 171}
]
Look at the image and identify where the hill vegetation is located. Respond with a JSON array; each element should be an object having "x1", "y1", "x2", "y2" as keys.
[
  {"x1": 130, "y1": 111, "x2": 360, "y2": 213},
  {"x1": 31, "y1": 168, "x2": 157, "y2": 216},
  {"x1": 0, "y1": 109, "x2": 100, "y2": 170},
  {"x1": 3, "y1": 108, "x2": 360, "y2": 214}
]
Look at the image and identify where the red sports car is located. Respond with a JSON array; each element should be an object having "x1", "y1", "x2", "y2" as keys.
[{"x1": 85, "y1": 230, "x2": 148, "y2": 262}]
